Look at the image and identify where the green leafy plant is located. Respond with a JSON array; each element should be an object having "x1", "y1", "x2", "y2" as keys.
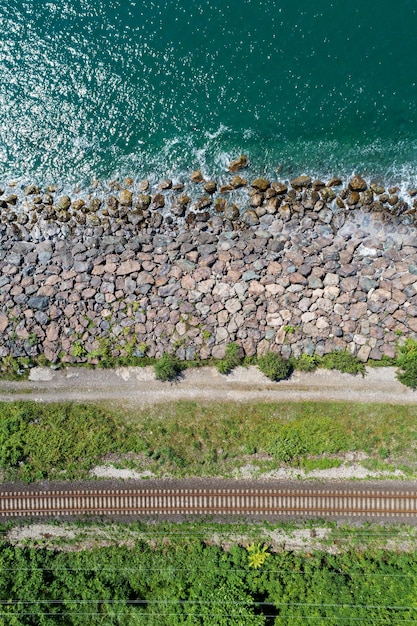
[
  {"x1": 283, "y1": 325, "x2": 296, "y2": 334},
  {"x1": 247, "y1": 543, "x2": 270, "y2": 569},
  {"x1": 396, "y1": 338, "x2": 417, "y2": 389},
  {"x1": 295, "y1": 353, "x2": 320, "y2": 372},
  {"x1": 71, "y1": 341, "x2": 87, "y2": 359},
  {"x1": 322, "y1": 350, "x2": 365, "y2": 376},
  {"x1": 154, "y1": 352, "x2": 183, "y2": 381},
  {"x1": 257, "y1": 351, "x2": 291, "y2": 381},
  {"x1": 216, "y1": 342, "x2": 243, "y2": 375}
]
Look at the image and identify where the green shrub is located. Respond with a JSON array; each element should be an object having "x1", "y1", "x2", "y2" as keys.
[
  {"x1": 154, "y1": 352, "x2": 183, "y2": 381},
  {"x1": 267, "y1": 416, "x2": 347, "y2": 464},
  {"x1": 257, "y1": 351, "x2": 291, "y2": 381},
  {"x1": 216, "y1": 342, "x2": 243, "y2": 375},
  {"x1": 71, "y1": 341, "x2": 87, "y2": 359},
  {"x1": 396, "y1": 338, "x2": 417, "y2": 389},
  {"x1": 295, "y1": 353, "x2": 319, "y2": 372},
  {"x1": 268, "y1": 431, "x2": 307, "y2": 462},
  {"x1": 322, "y1": 350, "x2": 365, "y2": 376}
]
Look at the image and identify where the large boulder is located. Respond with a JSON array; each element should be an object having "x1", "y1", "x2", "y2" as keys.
[
  {"x1": 251, "y1": 178, "x2": 270, "y2": 192},
  {"x1": 227, "y1": 155, "x2": 248, "y2": 172},
  {"x1": 348, "y1": 175, "x2": 367, "y2": 192},
  {"x1": 290, "y1": 175, "x2": 311, "y2": 189}
]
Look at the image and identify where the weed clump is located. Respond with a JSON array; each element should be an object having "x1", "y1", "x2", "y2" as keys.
[
  {"x1": 396, "y1": 339, "x2": 417, "y2": 389},
  {"x1": 322, "y1": 350, "x2": 365, "y2": 376},
  {"x1": 154, "y1": 352, "x2": 183, "y2": 381},
  {"x1": 294, "y1": 353, "x2": 319, "y2": 372},
  {"x1": 216, "y1": 342, "x2": 243, "y2": 375},
  {"x1": 257, "y1": 351, "x2": 291, "y2": 381}
]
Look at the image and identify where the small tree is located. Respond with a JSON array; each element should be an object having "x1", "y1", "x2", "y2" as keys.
[{"x1": 257, "y1": 351, "x2": 291, "y2": 381}]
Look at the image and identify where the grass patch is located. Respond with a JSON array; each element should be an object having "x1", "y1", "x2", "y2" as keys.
[
  {"x1": 2, "y1": 399, "x2": 417, "y2": 481},
  {"x1": 113, "y1": 400, "x2": 417, "y2": 476},
  {"x1": 0, "y1": 402, "x2": 146, "y2": 482},
  {"x1": 299, "y1": 457, "x2": 343, "y2": 472}
]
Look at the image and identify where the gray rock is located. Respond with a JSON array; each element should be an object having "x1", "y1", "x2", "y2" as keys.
[{"x1": 28, "y1": 295, "x2": 49, "y2": 311}]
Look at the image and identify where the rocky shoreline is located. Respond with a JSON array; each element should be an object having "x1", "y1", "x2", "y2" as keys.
[{"x1": 1, "y1": 158, "x2": 417, "y2": 368}]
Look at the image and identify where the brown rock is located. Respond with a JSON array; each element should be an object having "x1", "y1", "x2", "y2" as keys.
[
  {"x1": 177, "y1": 195, "x2": 191, "y2": 206},
  {"x1": 72, "y1": 199, "x2": 85, "y2": 211},
  {"x1": 369, "y1": 181, "x2": 385, "y2": 194},
  {"x1": 46, "y1": 322, "x2": 60, "y2": 342},
  {"x1": 57, "y1": 195, "x2": 71, "y2": 210},
  {"x1": 152, "y1": 193, "x2": 165, "y2": 209},
  {"x1": 265, "y1": 197, "x2": 281, "y2": 214},
  {"x1": 194, "y1": 196, "x2": 212, "y2": 210},
  {"x1": 326, "y1": 177, "x2": 342, "y2": 187},
  {"x1": 250, "y1": 193, "x2": 263, "y2": 207},
  {"x1": 348, "y1": 175, "x2": 367, "y2": 192},
  {"x1": 190, "y1": 169, "x2": 204, "y2": 183},
  {"x1": 0, "y1": 314, "x2": 8, "y2": 332},
  {"x1": 241, "y1": 209, "x2": 260, "y2": 226},
  {"x1": 271, "y1": 182, "x2": 288, "y2": 194},
  {"x1": 116, "y1": 260, "x2": 141, "y2": 276},
  {"x1": 346, "y1": 191, "x2": 360, "y2": 205},
  {"x1": 119, "y1": 189, "x2": 133, "y2": 206},
  {"x1": 227, "y1": 155, "x2": 248, "y2": 172},
  {"x1": 230, "y1": 175, "x2": 247, "y2": 188},
  {"x1": 224, "y1": 205, "x2": 239, "y2": 220},
  {"x1": 24, "y1": 185, "x2": 40, "y2": 195},
  {"x1": 278, "y1": 204, "x2": 291, "y2": 221},
  {"x1": 138, "y1": 180, "x2": 149, "y2": 192},
  {"x1": 251, "y1": 178, "x2": 270, "y2": 192},
  {"x1": 214, "y1": 198, "x2": 227, "y2": 212},
  {"x1": 290, "y1": 175, "x2": 311, "y2": 189},
  {"x1": 203, "y1": 181, "x2": 217, "y2": 194}
]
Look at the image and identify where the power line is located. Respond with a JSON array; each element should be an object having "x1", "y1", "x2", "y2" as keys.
[
  {"x1": 0, "y1": 566, "x2": 414, "y2": 578},
  {"x1": 0, "y1": 601, "x2": 416, "y2": 610}
]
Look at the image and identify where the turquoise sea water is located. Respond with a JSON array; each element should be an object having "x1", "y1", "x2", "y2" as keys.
[{"x1": 1, "y1": 0, "x2": 417, "y2": 186}]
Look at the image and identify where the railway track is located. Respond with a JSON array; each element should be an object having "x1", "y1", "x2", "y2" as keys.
[{"x1": 0, "y1": 485, "x2": 416, "y2": 520}]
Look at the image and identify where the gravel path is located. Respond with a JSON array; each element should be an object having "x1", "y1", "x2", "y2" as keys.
[{"x1": 0, "y1": 365, "x2": 414, "y2": 405}]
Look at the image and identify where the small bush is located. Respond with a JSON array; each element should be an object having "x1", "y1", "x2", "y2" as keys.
[
  {"x1": 71, "y1": 341, "x2": 87, "y2": 359},
  {"x1": 257, "y1": 351, "x2": 291, "y2": 381},
  {"x1": 295, "y1": 353, "x2": 319, "y2": 372},
  {"x1": 269, "y1": 432, "x2": 307, "y2": 462},
  {"x1": 322, "y1": 350, "x2": 365, "y2": 376},
  {"x1": 216, "y1": 342, "x2": 243, "y2": 375},
  {"x1": 154, "y1": 352, "x2": 183, "y2": 381},
  {"x1": 396, "y1": 338, "x2": 417, "y2": 389}
]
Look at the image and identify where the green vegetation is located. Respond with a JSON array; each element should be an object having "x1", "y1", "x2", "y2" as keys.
[
  {"x1": 396, "y1": 338, "x2": 417, "y2": 389},
  {"x1": 246, "y1": 542, "x2": 271, "y2": 569},
  {"x1": 216, "y1": 342, "x2": 243, "y2": 374},
  {"x1": 0, "y1": 402, "x2": 144, "y2": 482},
  {"x1": 0, "y1": 534, "x2": 417, "y2": 624},
  {"x1": 2, "y1": 399, "x2": 417, "y2": 481},
  {"x1": 293, "y1": 353, "x2": 319, "y2": 372},
  {"x1": 257, "y1": 351, "x2": 291, "y2": 381},
  {"x1": 321, "y1": 349, "x2": 366, "y2": 376},
  {"x1": 0, "y1": 338, "x2": 411, "y2": 385},
  {"x1": 153, "y1": 352, "x2": 184, "y2": 381}
]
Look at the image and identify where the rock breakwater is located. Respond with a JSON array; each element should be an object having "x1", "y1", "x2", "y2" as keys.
[{"x1": 1, "y1": 164, "x2": 417, "y2": 369}]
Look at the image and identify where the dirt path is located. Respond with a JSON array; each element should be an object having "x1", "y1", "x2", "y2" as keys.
[{"x1": 0, "y1": 365, "x2": 414, "y2": 405}]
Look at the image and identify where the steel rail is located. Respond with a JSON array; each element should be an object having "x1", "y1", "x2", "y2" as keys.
[{"x1": 0, "y1": 486, "x2": 416, "y2": 519}]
